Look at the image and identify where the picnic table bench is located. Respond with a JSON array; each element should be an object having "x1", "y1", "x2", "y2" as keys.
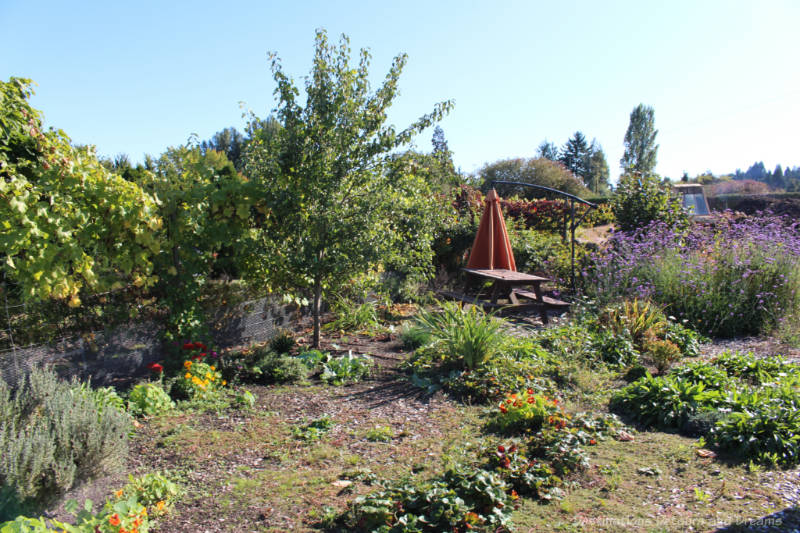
[{"x1": 441, "y1": 268, "x2": 569, "y2": 324}]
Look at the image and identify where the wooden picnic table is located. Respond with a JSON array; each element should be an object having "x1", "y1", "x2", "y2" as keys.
[{"x1": 459, "y1": 268, "x2": 569, "y2": 324}]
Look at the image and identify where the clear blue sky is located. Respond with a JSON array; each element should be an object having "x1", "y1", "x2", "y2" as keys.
[{"x1": 2, "y1": 0, "x2": 798, "y2": 182}]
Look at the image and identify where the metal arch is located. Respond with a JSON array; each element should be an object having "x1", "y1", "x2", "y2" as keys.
[{"x1": 489, "y1": 180, "x2": 598, "y2": 290}]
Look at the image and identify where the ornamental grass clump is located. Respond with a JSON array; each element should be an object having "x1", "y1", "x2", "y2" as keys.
[
  {"x1": 414, "y1": 301, "x2": 506, "y2": 370},
  {"x1": 587, "y1": 213, "x2": 800, "y2": 337}
]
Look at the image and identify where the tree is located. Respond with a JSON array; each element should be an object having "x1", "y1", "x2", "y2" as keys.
[
  {"x1": 559, "y1": 131, "x2": 590, "y2": 181},
  {"x1": 584, "y1": 140, "x2": 610, "y2": 195},
  {"x1": 428, "y1": 126, "x2": 460, "y2": 190},
  {"x1": 200, "y1": 127, "x2": 246, "y2": 170},
  {"x1": 478, "y1": 157, "x2": 591, "y2": 198},
  {"x1": 536, "y1": 140, "x2": 559, "y2": 161},
  {"x1": 244, "y1": 31, "x2": 452, "y2": 347},
  {"x1": 612, "y1": 172, "x2": 686, "y2": 232},
  {"x1": 1, "y1": 78, "x2": 161, "y2": 306},
  {"x1": 620, "y1": 104, "x2": 658, "y2": 174}
]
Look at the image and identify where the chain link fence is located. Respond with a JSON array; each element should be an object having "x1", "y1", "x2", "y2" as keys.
[{"x1": 1, "y1": 286, "x2": 301, "y2": 388}]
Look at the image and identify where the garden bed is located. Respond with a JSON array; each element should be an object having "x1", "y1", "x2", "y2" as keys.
[{"x1": 36, "y1": 329, "x2": 800, "y2": 533}]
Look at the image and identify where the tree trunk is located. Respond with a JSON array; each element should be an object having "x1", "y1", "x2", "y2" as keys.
[{"x1": 312, "y1": 275, "x2": 322, "y2": 348}]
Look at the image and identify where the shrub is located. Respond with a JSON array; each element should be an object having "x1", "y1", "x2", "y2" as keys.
[
  {"x1": 592, "y1": 327, "x2": 639, "y2": 367},
  {"x1": 399, "y1": 322, "x2": 432, "y2": 350},
  {"x1": 414, "y1": 301, "x2": 506, "y2": 370},
  {"x1": 442, "y1": 353, "x2": 551, "y2": 403},
  {"x1": 1, "y1": 496, "x2": 149, "y2": 533},
  {"x1": 268, "y1": 329, "x2": 296, "y2": 354},
  {"x1": 646, "y1": 339, "x2": 682, "y2": 374},
  {"x1": 118, "y1": 472, "x2": 182, "y2": 516},
  {"x1": 0, "y1": 368, "x2": 131, "y2": 518},
  {"x1": 292, "y1": 415, "x2": 335, "y2": 442},
  {"x1": 321, "y1": 352, "x2": 372, "y2": 385},
  {"x1": 587, "y1": 214, "x2": 800, "y2": 337},
  {"x1": 709, "y1": 402, "x2": 800, "y2": 467},
  {"x1": 324, "y1": 298, "x2": 381, "y2": 333},
  {"x1": 127, "y1": 382, "x2": 175, "y2": 417},
  {"x1": 611, "y1": 173, "x2": 687, "y2": 232},
  {"x1": 341, "y1": 466, "x2": 512, "y2": 532},
  {"x1": 610, "y1": 373, "x2": 722, "y2": 429},
  {"x1": 490, "y1": 390, "x2": 566, "y2": 435},
  {"x1": 221, "y1": 346, "x2": 307, "y2": 385},
  {"x1": 174, "y1": 359, "x2": 225, "y2": 400},
  {"x1": 711, "y1": 351, "x2": 796, "y2": 385}
]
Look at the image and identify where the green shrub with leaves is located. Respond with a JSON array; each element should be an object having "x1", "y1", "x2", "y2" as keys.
[
  {"x1": 340, "y1": 466, "x2": 512, "y2": 532},
  {"x1": 0, "y1": 368, "x2": 131, "y2": 519},
  {"x1": 325, "y1": 298, "x2": 382, "y2": 333},
  {"x1": 442, "y1": 353, "x2": 552, "y2": 404},
  {"x1": 647, "y1": 338, "x2": 682, "y2": 374},
  {"x1": 221, "y1": 346, "x2": 307, "y2": 385},
  {"x1": 485, "y1": 442, "x2": 562, "y2": 501},
  {"x1": 72, "y1": 383, "x2": 126, "y2": 417},
  {"x1": 591, "y1": 327, "x2": 640, "y2": 367},
  {"x1": 127, "y1": 382, "x2": 175, "y2": 417},
  {"x1": 610, "y1": 373, "x2": 722, "y2": 429},
  {"x1": 712, "y1": 351, "x2": 796, "y2": 385},
  {"x1": 268, "y1": 329, "x2": 296, "y2": 354},
  {"x1": 414, "y1": 301, "x2": 506, "y2": 370},
  {"x1": 611, "y1": 173, "x2": 687, "y2": 232},
  {"x1": 707, "y1": 374, "x2": 800, "y2": 466},
  {"x1": 118, "y1": 472, "x2": 182, "y2": 516},
  {"x1": 321, "y1": 352, "x2": 372, "y2": 386},
  {"x1": 399, "y1": 322, "x2": 432, "y2": 350},
  {"x1": 292, "y1": 415, "x2": 335, "y2": 442},
  {"x1": 0, "y1": 496, "x2": 149, "y2": 533},
  {"x1": 668, "y1": 361, "x2": 731, "y2": 390}
]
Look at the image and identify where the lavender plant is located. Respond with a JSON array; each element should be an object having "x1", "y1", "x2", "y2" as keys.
[{"x1": 587, "y1": 213, "x2": 800, "y2": 337}]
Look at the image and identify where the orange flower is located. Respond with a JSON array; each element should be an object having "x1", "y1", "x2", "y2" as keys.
[
  {"x1": 589, "y1": 439, "x2": 597, "y2": 445},
  {"x1": 511, "y1": 489, "x2": 519, "y2": 500},
  {"x1": 109, "y1": 513, "x2": 121, "y2": 526},
  {"x1": 183, "y1": 360, "x2": 192, "y2": 369},
  {"x1": 221, "y1": 380, "x2": 227, "y2": 386},
  {"x1": 156, "y1": 500, "x2": 166, "y2": 512},
  {"x1": 115, "y1": 489, "x2": 124, "y2": 498},
  {"x1": 499, "y1": 404, "x2": 507, "y2": 414}
]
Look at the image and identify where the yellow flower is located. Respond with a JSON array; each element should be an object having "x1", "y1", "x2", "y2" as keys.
[
  {"x1": 222, "y1": 380, "x2": 227, "y2": 386},
  {"x1": 205, "y1": 372, "x2": 211, "y2": 379},
  {"x1": 185, "y1": 372, "x2": 191, "y2": 379},
  {"x1": 183, "y1": 361, "x2": 192, "y2": 369}
]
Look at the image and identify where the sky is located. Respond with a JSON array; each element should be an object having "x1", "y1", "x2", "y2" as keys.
[{"x1": 2, "y1": 0, "x2": 799, "y2": 182}]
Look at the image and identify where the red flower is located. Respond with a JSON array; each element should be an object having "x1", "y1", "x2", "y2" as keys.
[
  {"x1": 499, "y1": 405, "x2": 507, "y2": 414},
  {"x1": 182, "y1": 342, "x2": 196, "y2": 350},
  {"x1": 147, "y1": 363, "x2": 163, "y2": 373},
  {"x1": 497, "y1": 445, "x2": 505, "y2": 453},
  {"x1": 589, "y1": 439, "x2": 597, "y2": 445},
  {"x1": 197, "y1": 343, "x2": 207, "y2": 350},
  {"x1": 192, "y1": 354, "x2": 204, "y2": 361},
  {"x1": 199, "y1": 352, "x2": 207, "y2": 357}
]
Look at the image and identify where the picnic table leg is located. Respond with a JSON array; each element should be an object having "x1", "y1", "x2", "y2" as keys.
[
  {"x1": 490, "y1": 282, "x2": 500, "y2": 304},
  {"x1": 532, "y1": 282, "x2": 549, "y2": 325}
]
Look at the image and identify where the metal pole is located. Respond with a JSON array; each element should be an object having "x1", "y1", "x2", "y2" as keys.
[{"x1": 570, "y1": 200, "x2": 576, "y2": 291}]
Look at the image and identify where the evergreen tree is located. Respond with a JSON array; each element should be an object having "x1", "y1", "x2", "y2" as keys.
[
  {"x1": 536, "y1": 140, "x2": 559, "y2": 161},
  {"x1": 584, "y1": 140, "x2": 610, "y2": 194},
  {"x1": 560, "y1": 131, "x2": 589, "y2": 183},
  {"x1": 620, "y1": 104, "x2": 658, "y2": 174}
]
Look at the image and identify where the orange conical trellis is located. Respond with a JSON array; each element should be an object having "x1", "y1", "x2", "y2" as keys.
[{"x1": 466, "y1": 189, "x2": 516, "y2": 271}]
